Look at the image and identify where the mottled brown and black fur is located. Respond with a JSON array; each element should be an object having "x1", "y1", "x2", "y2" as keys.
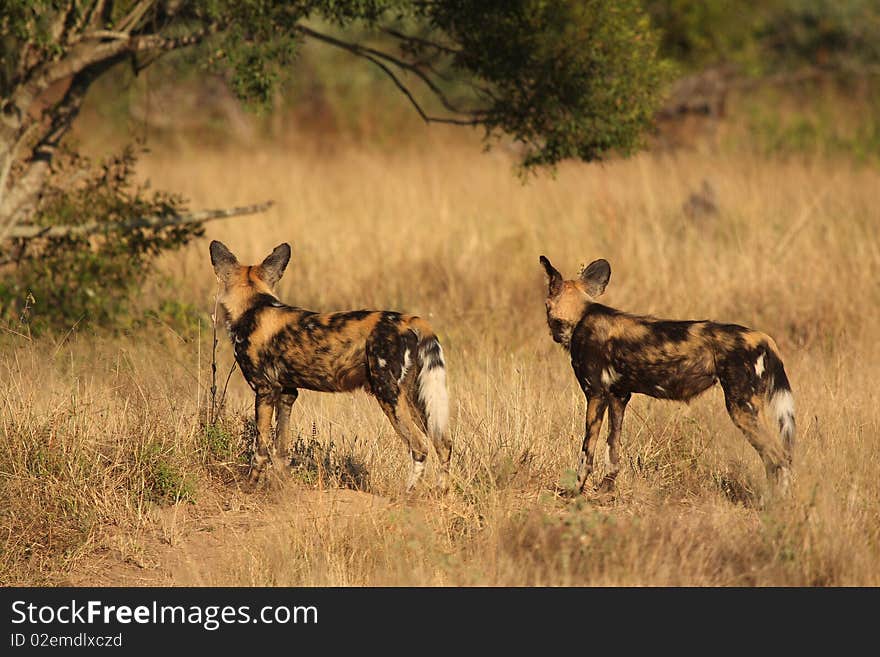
[
  {"x1": 210, "y1": 241, "x2": 451, "y2": 491},
  {"x1": 539, "y1": 255, "x2": 796, "y2": 496}
]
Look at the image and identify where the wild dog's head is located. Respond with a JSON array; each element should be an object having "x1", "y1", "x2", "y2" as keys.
[
  {"x1": 539, "y1": 255, "x2": 610, "y2": 348},
  {"x1": 209, "y1": 241, "x2": 291, "y2": 319}
]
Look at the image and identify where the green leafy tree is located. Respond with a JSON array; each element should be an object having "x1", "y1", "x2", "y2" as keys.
[
  {"x1": 1, "y1": 0, "x2": 668, "y2": 237},
  {"x1": 0, "y1": 1, "x2": 669, "y2": 330}
]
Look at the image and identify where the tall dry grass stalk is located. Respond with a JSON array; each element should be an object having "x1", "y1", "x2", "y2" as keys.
[{"x1": 1, "y1": 130, "x2": 878, "y2": 585}]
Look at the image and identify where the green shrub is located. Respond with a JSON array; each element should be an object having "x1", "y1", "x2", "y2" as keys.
[
  {"x1": 0, "y1": 144, "x2": 201, "y2": 334},
  {"x1": 140, "y1": 442, "x2": 197, "y2": 505}
]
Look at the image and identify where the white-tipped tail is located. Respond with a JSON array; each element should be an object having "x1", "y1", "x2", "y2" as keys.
[
  {"x1": 418, "y1": 338, "x2": 449, "y2": 438},
  {"x1": 770, "y1": 388, "x2": 796, "y2": 456}
]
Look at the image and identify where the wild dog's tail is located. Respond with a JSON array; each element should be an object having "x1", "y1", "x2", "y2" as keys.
[
  {"x1": 761, "y1": 342, "x2": 796, "y2": 462},
  {"x1": 406, "y1": 317, "x2": 451, "y2": 490},
  {"x1": 410, "y1": 321, "x2": 449, "y2": 441}
]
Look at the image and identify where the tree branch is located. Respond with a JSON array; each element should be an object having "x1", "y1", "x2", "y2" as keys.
[
  {"x1": 0, "y1": 122, "x2": 41, "y2": 229},
  {"x1": 295, "y1": 24, "x2": 483, "y2": 124},
  {"x1": 380, "y1": 27, "x2": 461, "y2": 56},
  {"x1": 360, "y1": 53, "x2": 479, "y2": 126},
  {"x1": 117, "y1": 0, "x2": 156, "y2": 33},
  {"x1": 3, "y1": 200, "x2": 275, "y2": 241},
  {"x1": 14, "y1": 26, "x2": 216, "y2": 115},
  {"x1": 73, "y1": 0, "x2": 107, "y2": 35}
]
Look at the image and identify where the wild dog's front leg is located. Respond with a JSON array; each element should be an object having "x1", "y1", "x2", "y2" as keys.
[
  {"x1": 575, "y1": 395, "x2": 608, "y2": 493},
  {"x1": 249, "y1": 390, "x2": 276, "y2": 485},
  {"x1": 598, "y1": 393, "x2": 630, "y2": 494},
  {"x1": 274, "y1": 389, "x2": 299, "y2": 460}
]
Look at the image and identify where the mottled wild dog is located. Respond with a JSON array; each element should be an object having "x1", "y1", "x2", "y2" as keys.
[
  {"x1": 209, "y1": 241, "x2": 451, "y2": 491},
  {"x1": 539, "y1": 255, "x2": 795, "y2": 495}
]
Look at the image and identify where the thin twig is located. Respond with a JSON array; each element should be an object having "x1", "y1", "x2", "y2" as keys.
[
  {"x1": 209, "y1": 290, "x2": 220, "y2": 425},
  {"x1": 380, "y1": 27, "x2": 461, "y2": 56},
  {"x1": 51, "y1": 314, "x2": 85, "y2": 359},
  {"x1": 218, "y1": 360, "x2": 237, "y2": 415},
  {"x1": 4, "y1": 200, "x2": 274, "y2": 241},
  {"x1": 362, "y1": 54, "x2": 433, "y2": 124}
]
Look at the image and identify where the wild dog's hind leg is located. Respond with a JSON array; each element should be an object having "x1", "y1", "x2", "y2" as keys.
[
  {"x1": 405, "y1": 379, "x2": 452, "y2": 492},
  {"x1": 575, "y1": 394, "x2": 608, "y2": 493},
  {"x1": 723, "y1": 390, "x2": 790, "y2": 494},
  {"x1": 376, "y1": 393, "x2": 430, "y2": 491},
  {"x1": 429, "y1": 425, "x2": 452, "y2": 493},
  {"x1": 274, "y1": 389, "x2": 298, "y2": 461},
  {"x1": 368, "y1": 338, "x2": 430, "y2": 491},
  {"x1": 598, "y1": 393, "x2": 630, "y2": 494}
]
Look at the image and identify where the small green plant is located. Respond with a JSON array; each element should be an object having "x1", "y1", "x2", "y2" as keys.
[
  {"x1": 141, "y1": 443, "x2": 196, "y2": 504},
  {"x1": 200, "y1": 419, "x2": 248, "y2": 464}
]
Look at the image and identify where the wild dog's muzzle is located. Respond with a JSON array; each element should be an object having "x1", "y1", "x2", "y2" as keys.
[{"x1": 547, "y1": 317, "x2": 568, "y2": 345}]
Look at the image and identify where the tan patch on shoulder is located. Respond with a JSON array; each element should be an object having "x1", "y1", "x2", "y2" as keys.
[
  {"x1": 610, "y1": 317, "x2": 651, "y2": 341},
  {"x1": 586, "y1": 315, "x2": 650, "y2": 342},
  {"x1": 247, "y1": 309, "x2": 292, "y2": 352},
  {"x1": 245, "y1": 310, "x2": 295, "y2": 364}
]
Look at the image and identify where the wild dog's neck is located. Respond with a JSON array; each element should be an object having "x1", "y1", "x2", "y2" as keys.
[
  {"x1": 562, "y1": 302, "x2": 626, "y2": 350},
  {"x1": 220, "y1": 291, "x2": 280, "y2": 327}
]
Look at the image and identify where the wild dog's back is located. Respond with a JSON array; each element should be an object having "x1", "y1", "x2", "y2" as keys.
[
  {"x1": 229, "y1": 303, "x2": 381, "y2": 394},
  {"x1": 570, "y1": 307, "x2": 719, "y2": 401},
  {"x1": 229, "y1": 304, "x2": 441, "y2": 396}
]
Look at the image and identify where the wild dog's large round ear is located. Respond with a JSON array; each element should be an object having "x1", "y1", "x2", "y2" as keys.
[
  {"x1": 260, "y1": 243, "x2": 291, "y2": 286},
  {"x1": 209, "y1": 240, "x2": 238, "y2": 278},
  {"x1": 539, "y1": 255, "x2": 564, "y2": 297},
  {"x1": 578, "y1": 259, "x2": 611, "y2": 297}
]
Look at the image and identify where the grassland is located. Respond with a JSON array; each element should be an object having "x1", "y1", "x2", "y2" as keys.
[{"x1": 1, "y1": 128, "x2": 878, "y2": 585}]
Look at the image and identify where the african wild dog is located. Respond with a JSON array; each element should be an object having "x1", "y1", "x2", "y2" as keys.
[
  {"x1": 209, "y1": 241, "x2": 451, "y2": 491},
  {"x1": 539, "y1": 255, "x2": 795, "y2": 496}
]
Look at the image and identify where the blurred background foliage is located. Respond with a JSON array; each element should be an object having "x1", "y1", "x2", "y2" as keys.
[
  {"x1": 647, "y1": 0, "x2": 880, "y2": 75},
  {"x1": 74, "y1": 1, "x2": 880, "y2": 157}
]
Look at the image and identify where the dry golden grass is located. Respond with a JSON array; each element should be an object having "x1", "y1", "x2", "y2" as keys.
[{"x1": 2, "y1": 129, "x2": 879, "y2": 585}]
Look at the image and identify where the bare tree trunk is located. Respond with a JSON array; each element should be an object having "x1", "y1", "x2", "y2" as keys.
[
  {"x1": 0, "y1": 106, "x2": 31, "y2": 235},
  {"x1": 0, "y1": 1, "x2": 217, "y2": 244}
]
